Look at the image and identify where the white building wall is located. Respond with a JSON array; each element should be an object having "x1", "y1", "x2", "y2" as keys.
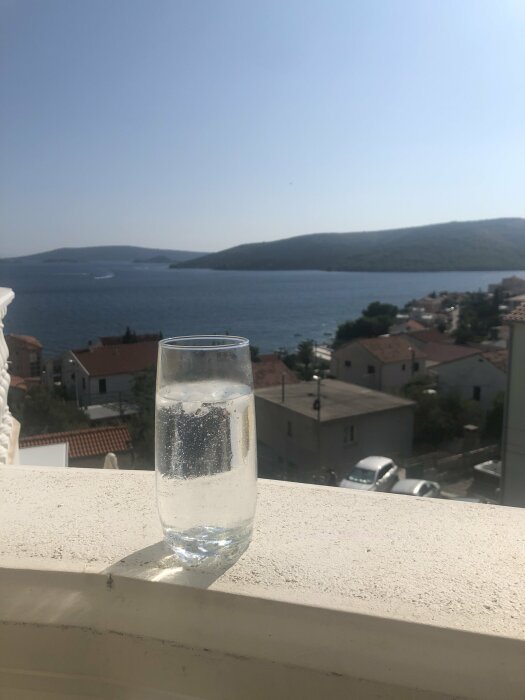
[
  {"x1": 87, "y1": 372, "x2": 135, "y2": 404},
  {"x1": 61, "y1": 352, "x2": 90, "y2": 406},
  {"x1": 331, "y1": 343, "x2": 424, "y2": 393},
  {"x1": 331, "y1": 344, "x2": 380, "y2": 390},
  {"x1": 381, "y1": 360, "x2": 424, "y2": 393},
  {"x1": 255, "y1": 396, "x2": 414, "y2": 482},
  {"x1": 62, "y1": 352, "x2": 137, "y2": 406},
  {"x1": 434, "y1": 355, "x2": 506, "y2": 410}
]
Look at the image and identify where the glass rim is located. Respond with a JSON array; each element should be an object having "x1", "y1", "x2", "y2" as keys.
[{"x1": 159, "y1": 335, "x2": 250, "y2": 350}]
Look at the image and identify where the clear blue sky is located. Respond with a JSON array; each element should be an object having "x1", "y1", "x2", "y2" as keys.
[{"x1": 1, "y1": 0, "x2": 524, "y2": 256}]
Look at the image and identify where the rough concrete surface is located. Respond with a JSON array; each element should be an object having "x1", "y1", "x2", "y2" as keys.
[{"x1": 0, "y1": 466, "x2": 524, "y2": 639}]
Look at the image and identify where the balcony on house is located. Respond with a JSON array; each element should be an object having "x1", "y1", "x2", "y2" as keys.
[{"x1": 1, "y1": 286, "x2": 524, "y2": 700}]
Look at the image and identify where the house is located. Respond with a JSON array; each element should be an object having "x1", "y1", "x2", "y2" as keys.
[
  {"x1": 5, "y1": 334, "x2": 42, "y2": 379},
  {"x1": 431, "y1": 350, "x2": 507, "y2": 410},
  {"x1": 64, "y1": 340, "x2": 158, "y2": 406},
  {"x1": 488, "y1": 275, "x2": 525, "y2": 295},
  {"x1": 252, "y1": 354, "x2": 299, "y2": 390},
  {"x1": 255, "y1": 378, "x2": 415, "y2": 482},
  {"x1": 507, "y1": 293, "x2": 525, "y2": 311},
  {"x1": 501, "y1": 304, "x2": 525, "y2": 507},
  {"x1": 7, "y1": 375, "x2": 34, "y2": 410},
  {"x1": 389, "y1": 318, "x2": 426, "y2": 335},
  {"x1": 404, "y1": 328, "x2": 455, "y2": 349},
  {"x1": 413, "y1": 341, "x2": 479, "y2": 369},
  {"x1": 491, "y1": 324, "x2": 510, "y2": 348},
  {"x1": 412, "y1": 296, "x2": 443, "y2": 314},
  {"x1": 331, "y1": 336, "x2": 426, "y2": 392},
  {"x1": 19, "y1": 424, "x2": 133, "y2": 468}
]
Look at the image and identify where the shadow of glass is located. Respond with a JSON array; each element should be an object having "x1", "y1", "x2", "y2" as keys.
[{"x1": 103, "y1": 541, "x2": 234, "y2": 589}]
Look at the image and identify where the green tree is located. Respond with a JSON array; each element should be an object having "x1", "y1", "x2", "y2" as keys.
[
  {"x1": 129, "y1": 368, "x2": 155, "y2": 468},
  {"x1": 281, "y1": 352, "x2": 297, "y2": 370},
  {"x1": 122, "y1": 326, "x2": 138, "y2": 343},
  {"x1": 10, "y1": 385, "x2": 89, "y2": 437},
  {"x1": 403, "y1": 376, "x2": 482, "y2": 447},
  {"x1": 453, "y1": 291, "x2": 501, "y2": 344},
  {"x1": 296, "y1": 340, "x2": 315, "y2": 379},
  {"x1": 335, "y1": 315, "x2": 391, "y2": 345},
  {"x1": 334, "y1": 301, "x2": 398, "y2": 346},
  {"x1": 362, "y1": 301, "x2": 398, "y2": 319}
]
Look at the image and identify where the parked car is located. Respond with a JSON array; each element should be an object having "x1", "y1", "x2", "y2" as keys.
[
  {"x1": 339, "y1": 456, "x2": 399, "y2": 492},
  {"x1": 391, "y1": 479, "x2": 441, "y2": 498}
]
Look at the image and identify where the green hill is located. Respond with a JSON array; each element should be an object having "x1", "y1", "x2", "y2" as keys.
[
  {"x1": 4, "y1": 245, "x2": 207, "y2": 264},
  {"x1": 176, "y1": 218, "x2": 525, "y2": 272}
]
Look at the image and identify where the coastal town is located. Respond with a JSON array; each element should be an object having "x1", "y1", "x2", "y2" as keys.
[{"x1": 5, "y1": 274, "x2": 525, "y2": 506}]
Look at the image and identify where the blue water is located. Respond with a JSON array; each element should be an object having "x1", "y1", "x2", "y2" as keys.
[{"x1": 0, "y1": 262, "x2": 522, "y2": 357}]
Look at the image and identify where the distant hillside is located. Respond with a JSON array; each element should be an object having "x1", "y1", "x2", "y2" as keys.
[
  {"x1": 176, "y1": 218, "x2": 525, "y2": 272},
  {"x1": 4, "y1": 245, "x2": 207, "y2": 264}
]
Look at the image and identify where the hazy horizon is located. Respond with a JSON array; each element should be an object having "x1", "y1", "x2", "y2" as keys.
[
  {"x1": 3, "y1": 215, "x2": 525, "y2": 259},
  {"x1": 2, "y1": 0, "x2": 525, "y2": 256}
]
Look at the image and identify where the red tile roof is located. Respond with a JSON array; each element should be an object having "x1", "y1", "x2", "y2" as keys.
[
  {"x1": 403, "y1": 319, "x2": 426, "y2": 332},
  {"x1": 422, "y1": 342, "x2": 479, "y2": 365},
  {"x1": 6, "y1": 333, "x2": 42, "y2": 349},
  {"x1": 20, "y1": 425, "x2": 132, "y2": 459},
  {"x1": 482, "y1": 350, "x2": 508, "y2": 373},
  {"x1": 357, "y1": 336, "x2": 426, "y2": 364},
  {"x1": 73, "y1": 341, "x2": 158, "y2": 377},
  {"x1": 406, "y1": 329, "x2": 454, "y2": 344},
  {"x1": 505, "y1": 303, "x2": 525, "y2": 324},
  {"x1": 252, "y1": 355, "x2": 299, "y2": 389},
  {"x1": 9, "y1": 375, "x2": 28, "y2": 391}
]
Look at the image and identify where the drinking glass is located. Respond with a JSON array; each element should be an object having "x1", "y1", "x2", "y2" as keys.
[{"x1": 155, "y1": 336, "x2": 257, "y2": 568}]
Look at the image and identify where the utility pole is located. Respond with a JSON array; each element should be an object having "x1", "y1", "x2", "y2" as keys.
[{"x1": 313, "y1": 373, "x2": 322, "y2": 474}]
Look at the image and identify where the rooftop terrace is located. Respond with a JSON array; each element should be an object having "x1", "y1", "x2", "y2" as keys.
[{"x1": 256, "y1": 377, "x2": 414, "y2": 421}]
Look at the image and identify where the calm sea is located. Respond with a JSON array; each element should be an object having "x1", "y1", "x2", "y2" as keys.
[{"x1": 0, "y1": 262, "x2": 522, "y2": 357}]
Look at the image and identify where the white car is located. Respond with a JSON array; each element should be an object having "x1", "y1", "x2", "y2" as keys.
[
  {"x1": 339, "y1": 456, "x2": 399, "y2": 492},
  {"x1": 391, "y1": 479, "x2": 441, "y2": 498}
]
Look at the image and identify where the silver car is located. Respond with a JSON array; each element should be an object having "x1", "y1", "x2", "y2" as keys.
[
  {"x1": 339, "y1": 456, "x2": 399, "y2": 492},
  {"x1": 391, "y1": 479, "x2": 441, "y2": 498}
]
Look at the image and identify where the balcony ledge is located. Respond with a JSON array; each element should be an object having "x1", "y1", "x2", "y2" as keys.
[{"x1": 0, "y1": 467, "x2": 524, "y2": 699}]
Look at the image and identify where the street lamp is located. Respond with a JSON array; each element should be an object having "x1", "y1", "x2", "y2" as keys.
[
  {"x1": 68, "y1": 358, "x2": 79, "y2": 407},
  {"x1": 312, "y1": 372, "x2": 322, "y2": 477},
  {"x1": 312, "y1": 373, "x2": 322, "y2": 421}
]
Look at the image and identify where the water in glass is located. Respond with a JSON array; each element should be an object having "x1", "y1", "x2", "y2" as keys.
[{"x1": 155, "y1": 337, "x2": 257, "y2": 568}]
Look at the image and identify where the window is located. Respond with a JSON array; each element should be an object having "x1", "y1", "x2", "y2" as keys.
[
  {"x1": 345, "y1": 360, "x2": 352, "y2": 368},
  {"x1": 343, "y1": 425, "x2": 354, "y2": 443},
  {"x1": 29, "y1": 360, "x2": 41, "y2": 376},
  {"x1": 413, "y1": 361, "x2": 420, "y2": 372},
  {"x1": 367, "y1": 365, "x2": 375, "y2": 374},
  {"x1": 99, "y1": 378, "x2": 107, "y2": 394},
  {"x1": 401, "y1": 363, "x2": 406, "y2": 371},
  {"x1": 377, "y1": 465, "x2": 390, "y2": 480},
  {"x1": 82, "y1": 377, "x2": 86, "y2": 390},
  {"x1": 473, "y1": 386, "x2": 481, "y2": 402},
  {"x1": 287, "y1": 421, "x2": 292, "y2": 437},
  {"x1": 419, "y1": 483, "x2": 430, "y2": 496}
]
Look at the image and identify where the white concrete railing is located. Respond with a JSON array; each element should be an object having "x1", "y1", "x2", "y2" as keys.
[
  {"x1": 0, "y1": 287, "x2": 16, "y2": 464},
  {"x1": 0, "y1": 467, "x2": 524, "y2": 700}
]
